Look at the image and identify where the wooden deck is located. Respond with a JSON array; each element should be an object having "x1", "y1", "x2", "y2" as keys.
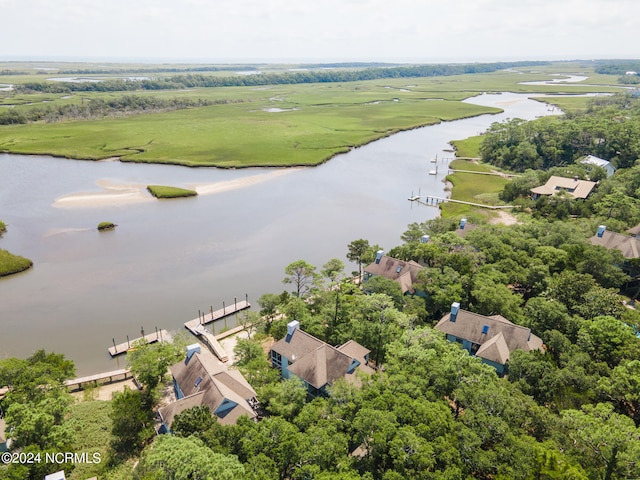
[{"x1": 108, "y1": 329, "x2": 170, "y2": 357}]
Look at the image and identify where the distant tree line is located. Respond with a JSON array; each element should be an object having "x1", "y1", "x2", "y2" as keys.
[
  {"x1": 0, "y1": 95, "x2": 230, "y2": 124},
  {"x1": 15, "y1": 61, "x2": 548, "y2": 94}
]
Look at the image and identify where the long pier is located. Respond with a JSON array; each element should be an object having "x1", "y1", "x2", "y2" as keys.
[
  {"x1": 65, "y1": 368, "x2": 132, "y2": 391},
  {"x1": 408, "y1": 195, "x2": 515, "y2": 210},
  {"x1": 108, "y1": 328, "x2": 170, "y2": 357}
]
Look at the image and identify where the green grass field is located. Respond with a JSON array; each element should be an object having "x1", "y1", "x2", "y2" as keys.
[
  {"x1": 441, "y1": 159, "x2": 510, "y2": 218},
  {"x1": 0, "y1": 62, "x2": 629, "y2": 168}
]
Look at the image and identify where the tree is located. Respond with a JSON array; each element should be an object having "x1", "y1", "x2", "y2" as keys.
[
  {"x1": 234, "y1": 337, "x2": 266, "y2": 367},
  {"x1": 126, "y1": 340, "x2": 183, "y2": 404},
  {"x1": 136, "y1": 435, "x2": 245, "y2": 480},
  {"x1": 258, "y1": 293, "x2": 282, "y2": 332},
  {"x1": 110, "y1": 386, "x2": 154, "y2": 455},
  {"x1": 561, "y1": 403, "x2": 640, "y2": 480},
  {"x1": 282, "y1": 259, "x2": 317, "y2": 297},
  {"x1": 171, "y1": 405, "x2": 217, "y2": 439},
  {"x1": 598, "y1": 359, "x2": 640, "y2": 426},
  {"x1": 346, "y1": 239, "x2": 371, "y2": 279}
]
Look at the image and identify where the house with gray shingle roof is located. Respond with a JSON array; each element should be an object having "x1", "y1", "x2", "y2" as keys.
[
  {"x1": 589, "y1": 225, "x2": 640, "y2": 259},
  {"x1": 530, "y1": 175, "x2": 597, "y2": 200},
  {"x1": 158, "y1": 345, "x2": 258, "y2": 432},
  {"x1": 270, "y1": 321, "x2": 374, "y2": 396},
  {"x1": 435, "y1": 303, "x2": 543, "y2": 374},
  {"x1": 363, "y1": 252, "x2": 424, "y2": 295}
]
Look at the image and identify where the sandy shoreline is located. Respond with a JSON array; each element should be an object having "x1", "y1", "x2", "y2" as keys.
[{"x1": 53, "y1": 168, "x2": 302, "y2": 208}]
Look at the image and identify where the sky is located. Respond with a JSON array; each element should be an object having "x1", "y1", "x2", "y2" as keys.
[{"x1": 1, "y1": 0, "x2": 638, "y2": 63}]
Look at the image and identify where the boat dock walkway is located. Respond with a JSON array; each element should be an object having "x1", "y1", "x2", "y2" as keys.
[
  {"x1": 408, "y1": 195, "x2": 515, "y2": 210},
  {"x1": 183, "y1": 299, "x2": 250, "y2": 362},
  {"x1": 65, "y1": 368, "x2": 132, "y2": 391},
  {"x1": 184, "y1": 323, "x2": 229, "y2": 362},
  {"x1": 108, "y1": 329, "x2": 170, "y2": 357}
]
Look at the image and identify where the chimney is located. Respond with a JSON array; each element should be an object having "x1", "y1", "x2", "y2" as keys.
[
  {"x1": 450, "y1": 302, "x2": 460, "y2": 322},
  {"x1": 287, "y1": 320, "x2": 300, "y2": 337},
  {"x1": 421, "y1": 235, "x2": 430, "y2": 243},
  {"x1": 597, "y1": 225, "x2": 606, "y2": 238},
  {"x1": 375, "y1": 250, "x2": 384, "y2": 264},
  {"x1": 459, "y1": 218, "x2": 467, "y2": 230},
  {"x1": 186, "y1": 343, "x2": 201, "y2": 363}
]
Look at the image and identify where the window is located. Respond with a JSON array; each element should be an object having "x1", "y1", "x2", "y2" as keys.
[{"x1": 271, "y1": 350, "x2": 282, "y2": 368}]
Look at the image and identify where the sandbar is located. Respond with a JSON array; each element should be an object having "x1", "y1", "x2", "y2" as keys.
[{"x1": 52, "y1": 168, "x2": 302, "y2": 208}]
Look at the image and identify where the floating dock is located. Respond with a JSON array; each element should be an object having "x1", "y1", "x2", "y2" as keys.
[
  {"x1": 184, "y1": 299, "x2": 251, "y2": 330},
  {"x1": 108, "y1": 329, "x2": 170, "y2": 357}
]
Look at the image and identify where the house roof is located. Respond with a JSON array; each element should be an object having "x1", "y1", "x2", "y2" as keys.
[
  {"x1": 363, "y1": 255, "x2": 423, "y2": 294},
  {"x1": 160, "y1": 352, "x2": 257, "y2": 428},
  {"x1": 581, "y1": 155, "x2": 615, "y2": 171},
  {"x1": 589, "y1": 230, "x2": 640, "y2": 259},
  {"x1": 271, "y1": 328, "x2": 373, "y2": 388},
  {"x1": 627, "y1": 224, "x2": 640, "y2": 237},
  {"x1": 530, "y1": 176, "x2": 596, "y2": 199},
  {"x1": 455, "y1": 223, "x2": 478, "y2": 238},
  {"x1": 436, "y1": 309, "x2": 543, "y2": 364},
  {"x1": 475, "y1": 331, "x2": 511, "y2": 364},
  {"x1": 288, "y1": 344, "x2": 352, "y2": 389}
]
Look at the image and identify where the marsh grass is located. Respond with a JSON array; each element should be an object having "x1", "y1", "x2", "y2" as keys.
[
  {"x1": 147, "y1": 185, "x2": 198, "y2": 198},
  {"x1": 97, "y1": 221, "x2": 116, "y2": 231},
  {"x1": 0, "y1": 248, "x2": 33, "y2": 276}
]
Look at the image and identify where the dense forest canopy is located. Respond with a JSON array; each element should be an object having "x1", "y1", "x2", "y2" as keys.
[{"x1": 480, "y1": 93, "x2": 640, "y2": 172}]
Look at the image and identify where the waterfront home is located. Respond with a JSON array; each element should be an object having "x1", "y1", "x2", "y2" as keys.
[
  {"x1": 589, "y1": 225, "x2": 640, "y2": 259},
  {"x1": 270, "y1": 321, "x2": 374, "y2": 396},
  {"x1": 363, "y1": 252, "x2": 424, "y2": 295},
  {"x1": 158, "y1": 345, "x2": 258, "y2": 432},
  {"x1": 435, "y1": 303, "x2": 543, "y2": 375},
  {"x1": 530, "y1": 176, "x2": 596, "y2": 200},
  {"x1": 580, "y1": 155, "x2": 616, "y2": 177}
]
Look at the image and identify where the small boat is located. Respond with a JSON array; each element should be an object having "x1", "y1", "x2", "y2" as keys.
[
  {"x1": 430, "y1": 154, "x2": 438, "y2": 163},
  {"x1": 429, "y1": 165, "x2": 438, "y2": 175},
  {"x1": 443, "y1": 148, "x2": 454, "y2": 153}
]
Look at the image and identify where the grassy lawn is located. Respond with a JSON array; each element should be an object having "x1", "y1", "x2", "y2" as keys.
[
  {"x1": 441, "y1": 159, "x2": 510, "y2": 218},
  {"x1": 147, "y1": 185, "x2": 198, "y2": 198}
]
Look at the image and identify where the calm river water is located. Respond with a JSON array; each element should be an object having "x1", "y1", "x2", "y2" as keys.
[{"x1": 0, "y1": 92, "x2": 559, "y2": 374}]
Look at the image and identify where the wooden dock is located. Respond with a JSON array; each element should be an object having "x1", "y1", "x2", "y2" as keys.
[
  {"x1": 65, "y1": 368, "x2": 132, "y2": 391},
  {"x1": 183, "y1": 299, "x2": 252, "y2": 363},
  {"x1": 408, "y1": 195, "x2": 515, "y2": 210},
  {"x1": 184, "y1": 322, "x2": 229, "y2": 362},
  {"x1": 184, "y1": 299, "x2": 251, "y2": 330},
  {"x1": 108, "y1": 329, "x2": 170, "y2": 357}
]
